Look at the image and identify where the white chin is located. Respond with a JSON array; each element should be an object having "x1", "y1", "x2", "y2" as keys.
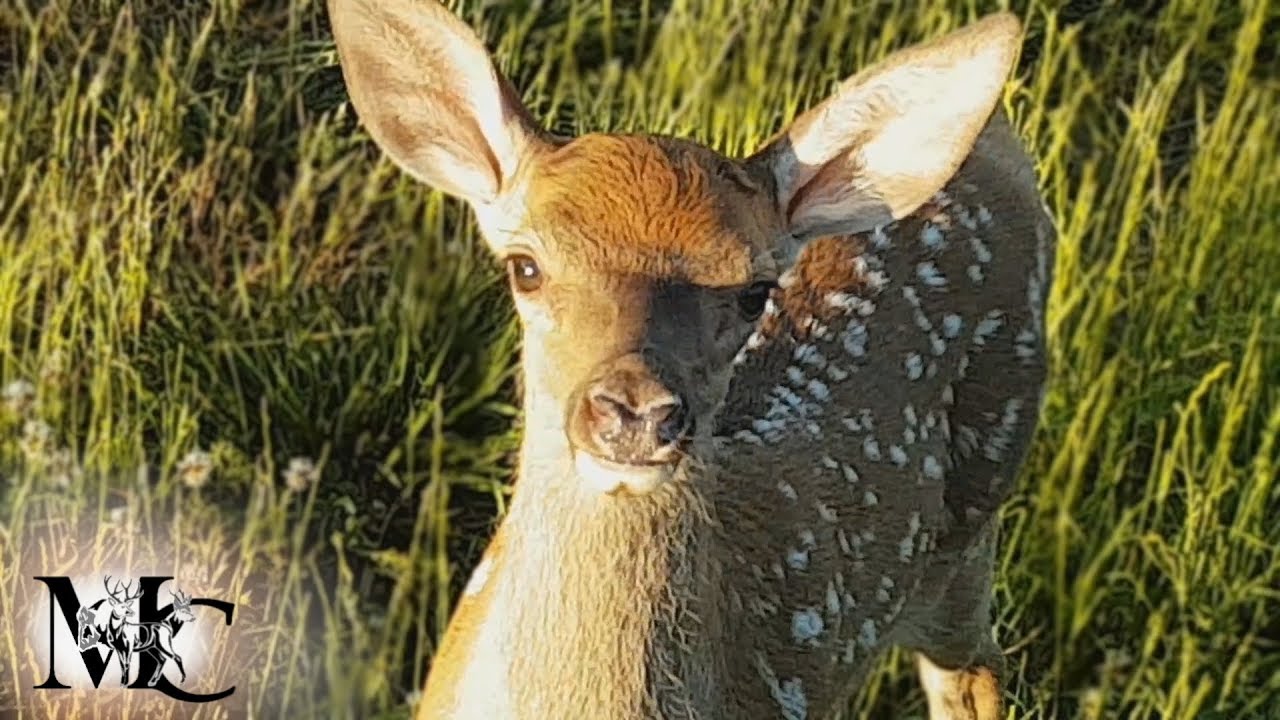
[{"x1": 574, "y1": 453, "x2": 674, "y2": 495}]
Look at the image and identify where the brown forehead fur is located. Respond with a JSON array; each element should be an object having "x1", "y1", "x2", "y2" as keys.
[{"x1": 525, "y1": 134, "x2": 782, "y2": 286}]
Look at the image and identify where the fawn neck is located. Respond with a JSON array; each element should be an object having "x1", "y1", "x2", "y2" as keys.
[{"x1": 423, "y1": 384, "x2": 729, "y2": 719}]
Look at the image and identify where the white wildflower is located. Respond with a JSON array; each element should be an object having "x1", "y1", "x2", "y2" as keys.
[
  {"x1": 20, "y1": 419, "x2": 54, "y2": 461},
  {"x1": 283, "y1": 456, "x2": 319, "y2": 493},
  {"x1": 2, "y1": 379, "x2": 36, "y2": 415},
  {"x1": 108, "y1": 505, "x2": 129, "y2": 527},
  {"x1": 176, "y1": 449, "x2": 214, "y2": 489},
  {"x1": 39, "y1": 349, "x2": 68, "y2": 384}
]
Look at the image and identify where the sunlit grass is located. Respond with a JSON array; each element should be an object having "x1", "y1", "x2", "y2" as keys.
[{"x1": 1, "y1": 0, "x2": 1277, "y2": 717}]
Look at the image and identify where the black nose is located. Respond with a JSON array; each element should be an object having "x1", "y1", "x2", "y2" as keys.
[{"x1": 583, "y1": 381, "x2": 691, "y2": 465}]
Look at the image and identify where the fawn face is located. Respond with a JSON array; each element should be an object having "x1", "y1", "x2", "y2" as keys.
[
  {"x1": 488, "y1": 134, "x2": 787, "y2": 493},
  {"x1": 329, "y1": 0, "x2": 1021, "y2": 495}
]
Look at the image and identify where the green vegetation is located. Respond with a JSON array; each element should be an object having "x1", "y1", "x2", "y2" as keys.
[{"x1": 1, "y1": 0, "x2": 1277, "y2": 717}]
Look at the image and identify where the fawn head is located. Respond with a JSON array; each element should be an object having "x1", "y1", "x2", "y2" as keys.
[{"x1": 329, "y1": 0, "x2": 1021, "y2": 495}]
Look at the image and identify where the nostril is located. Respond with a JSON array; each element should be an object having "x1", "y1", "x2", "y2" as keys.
[
  {"x1": 588, "y1": 389, "x2": 635, "y2": 428},
  {"x1": 655, "y1": 400, "x2": 691, "y2": 446}
]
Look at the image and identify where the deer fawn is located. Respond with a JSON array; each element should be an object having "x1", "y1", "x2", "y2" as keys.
[{"x1": 329, "y1": 1, "x2": 1053, "y2": 718}]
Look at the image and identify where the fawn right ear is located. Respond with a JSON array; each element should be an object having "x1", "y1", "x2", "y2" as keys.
[
  {"x1": 746, "y1": 13, "x2": 1022, "y2": 260},
  {"x1": 328, "y1": 0, "x2": 544, "y2": 207}
]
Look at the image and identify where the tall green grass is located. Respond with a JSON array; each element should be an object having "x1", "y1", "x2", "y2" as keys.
[{"x1": 1, "y1": 0, "x2": 1276, "y2": 717}]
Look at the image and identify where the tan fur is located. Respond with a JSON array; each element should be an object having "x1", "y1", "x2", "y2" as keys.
[
  {"x1": 327, "y1": 3, "x2": 1050, "y2": 718},
  {"x1": 917, "y1": 654, "x2": 1003, "y2": 720},
  {"x1": 526, "y1": 135, "x2": 780, "y2": 282}
]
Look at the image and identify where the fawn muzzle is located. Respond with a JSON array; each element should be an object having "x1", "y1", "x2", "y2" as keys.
[
  {"x1": 579, "y1": 358, "x2": 691, "y2": 463},
  {"x1": 568, "y1": 354, "x2": 693, "y2": 493},
  {"x1": 585, "y1": 387, "x2": 689, "y2": 463}
]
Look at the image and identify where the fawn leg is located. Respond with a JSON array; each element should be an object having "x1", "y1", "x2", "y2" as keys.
[
  {"x1": 916, "y1": 653, "x2": 1002, "y2": 720},
  {"x1": 912, "y1": 521, "x2": 1005, "y2": 720}
]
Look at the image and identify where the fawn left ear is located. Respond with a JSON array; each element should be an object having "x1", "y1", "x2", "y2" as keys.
[
  {"x1": 328, "y1": 0, "x2": 547, "y2": 208},
  {"x1": 747, "y1": 13, "x2": 1022, "y2": 259}
]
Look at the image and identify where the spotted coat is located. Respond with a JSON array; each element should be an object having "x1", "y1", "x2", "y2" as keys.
[{"x1": 708, "y1": 112, "x2": 1054, "y2": 718}]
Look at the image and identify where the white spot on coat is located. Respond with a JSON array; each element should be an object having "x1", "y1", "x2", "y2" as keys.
[
  {"x1": 862, "y1": 436, "x2": 881, "y2": 461},
  {"x1": 756, "y1": 655, "x2": 808, "y2": 720},
  {"x1": 841, "y1": 321, "x2": 868, "y2": 358},
  {"x1": 787, "y1": 365, "x2": 807, "y2": 387},
  {"x1": 898, "y1": 534, "x2": 914, "y2": 562},
  {"x1": 837, "y1": 528, "x2": 853, "y2": 555},
  {"x1": 929, "y1": 332, "x2": 947, "y2": 356},
  {"x1": 871, "y1": 225, "x2": 891, "y2": 249},
  {"x1": 777, "y1": 678, "x2": 808, "y2": 720},
  {"x1": 973, "y1": 311, "x2": 1004, "y2": 345},
  {"x1": 942, "y1": 314, "x2": 963, "y2": 339},
  {"x1": 792, "y1": 607, "x2": 825, "y2": 643},
  {"x1": 787, "y1": 547, "x2": 810, "y2": 570},
  {"x1": 917, "y1": 262, "x2": 947, "y2": 288},
  {"x1": 905, "y1": 353, "x2": 923, "y2": 380},
  {"x1": 970, "y1": 236, "x2": 993, "y2": 263},
  {"x1": 793, "y1": 343, "x2": 825, "y2": 368},
  {"x1": 889, "y1": 444, "x2": 908, "y2": 466},
  {"x1": 920, "y1": 224, "x2": 945, "y2": 250},
  {"x1": 841, "y1": 463, "x2": 860, "y2": 484},
  {"x1": 923, "y1": 455, "x2": 944, "y2": 481},
  {"x1": 858, "y1": 619, "x2": 878, "y2": 649}
]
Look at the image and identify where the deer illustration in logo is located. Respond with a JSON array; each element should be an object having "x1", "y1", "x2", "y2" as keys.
[{"x1": 75, "y1": 576, "x2": 195, "y2": 686}]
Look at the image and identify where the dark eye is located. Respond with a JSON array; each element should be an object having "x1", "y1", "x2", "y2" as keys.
[
  {"x1": 737, "y1": 280, "x2": 776, "y2": 320},
  {"x1": 506, "y1": 254, "x2": 543, "y2": 293}
]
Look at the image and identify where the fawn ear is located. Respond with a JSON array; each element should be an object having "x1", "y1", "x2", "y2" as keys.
[
  {"x1": 328, "y1": 0, "x2": 544, "y2": 206},
  {"x1": 747, "y1": 13, "x2": 1022, "y2": 255}
]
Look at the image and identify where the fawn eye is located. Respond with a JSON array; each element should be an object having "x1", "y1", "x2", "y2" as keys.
[
  {"x1": 737, "y1": 280, "x2": 776, "y2": 320},
  {"x1": 506, "y1": 255, "x2": 543, "y2": 293}
]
